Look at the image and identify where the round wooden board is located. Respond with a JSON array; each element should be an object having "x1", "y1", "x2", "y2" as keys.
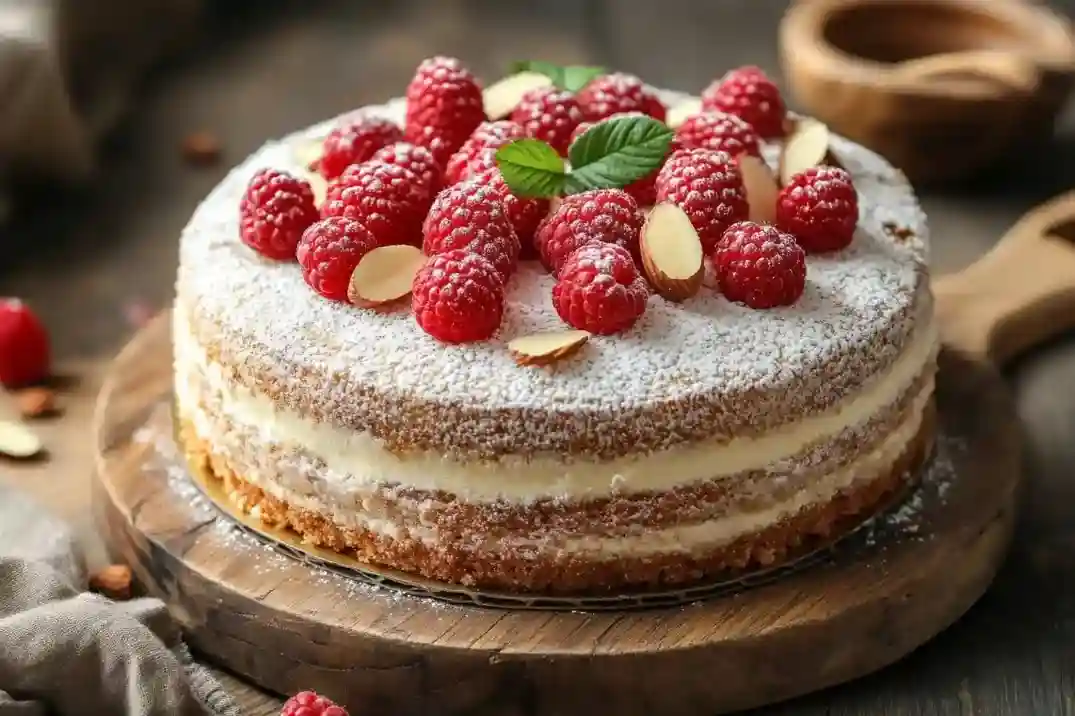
[{"x1": 92, "y1": 313, "x2": 1019, "y2": 716}]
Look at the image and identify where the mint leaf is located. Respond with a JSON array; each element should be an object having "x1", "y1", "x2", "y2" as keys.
[
  {"x1": 508, "y1": 60, "x2": 605, "y2": 92},
  {"x1": 565, "y1": 115, "x2": 674, "y2": 193},
  {"x1": 561, "y1": 65, "x2": 605, "y2": 92},
  {"x1": 495, "y1": 139, "x2": 568, "y2": 197}
]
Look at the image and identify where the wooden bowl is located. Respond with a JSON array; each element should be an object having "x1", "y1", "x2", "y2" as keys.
[{"x1": 779, "y1": 0, "x2": 1075, "y2": 185}]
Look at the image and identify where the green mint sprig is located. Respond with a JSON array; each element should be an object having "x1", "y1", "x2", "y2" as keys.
[{"x1": 509, "y1": 60, "x2": 606, "y2": 92}]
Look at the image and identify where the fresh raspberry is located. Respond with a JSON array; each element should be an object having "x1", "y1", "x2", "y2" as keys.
[
  {"x1": 444, "y1": 120, "x2": 526, "y2": 185},
  {"x1": 576, "y1": 72, "x2": 666, "y2": 122},
  {"x1": 412, "y1": 250, "x2": 505, "y2": 343},
  {"x1": 0, "y1": 299, "x2": 50, "y2": 388},
  {"x1": 553, "y1": 242, "x2": 649, "y2": 335},
  {"x1": 280, "y1": 690, "x2": 348, "y2": 716},
  {"x1": 239, "y1": 169, "x2": 319, "y2": 260},
  {"x1": 675, "y1": 111, "x2": 761, "y2": 158},
  {"x1": 296, "y1": 217, "x2": 380, "y2": 301},
  {"x1": 472, "y1": 168, "x2": 549, "y2": 256},
  {"x1": 655, "y1": 148, "x2": 749, "y2": 253},
  {"x1": 711, "y1": 221, "x2": 806, "y2": 309},
  {"x1": 404, "y1": 57, "x2": 485, "y2": 166},
  {"x1": 422, "y1": 181, "x2": 520, "y2": 281},
  {"x1": 534, "y1": 189, "x2": 644, "y2": 275},
  {"x1": 322, "y1": 161, "x2": 427, "y2": 246},
  {"x1": 318, "y1": 115, "x2": 403, "y2": 180},
  {"x1": 701, "y1": 65, "x2": 787, "y2": 139},
  {"x1": 776, "y1": 166, "x2": 859, "y2": 253},
  {"x1": 510, "y1": 87, "x2": 584, "y2": 156},
  {"x1": 370, "y1": 142, "x2": 442, "y2": 204}
]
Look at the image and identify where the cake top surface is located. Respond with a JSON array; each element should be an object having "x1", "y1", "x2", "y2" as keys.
[{"x1": 176, "y1": 91, "x2": 931, "y2": 459}]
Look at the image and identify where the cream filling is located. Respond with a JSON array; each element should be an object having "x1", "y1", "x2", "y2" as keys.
[{"x1": 173, "y1": 306, "x2": 937, "y2": 504}]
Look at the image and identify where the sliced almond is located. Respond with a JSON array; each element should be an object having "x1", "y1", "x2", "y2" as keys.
[
  {"x1": 305, "y1": 171, "x2": 329, "y2": 210},
  {"x1": 779, "y1": 117, "x2": 842, "y2": 186},
  {"x1": 736, "y1": 154, "x2": 780, "y2": 225},
  {"x1": 293, "y1": 138, "x2": 324, "y2": 171},
  {"x1": 483, "y1": 72, "x2": 553, "y2": 120},
  {"x1": 666, "y1": 97, "x2": 703, "y2": 129},
  {"x1": 640, "y1": 203, "x2": 704, "y2": 302},
  {"x1": 0, "y1": 420, "x2": 43, "y2": 459},
  {"x1": 508, "y1": 330, "x2": 590, "y2": 366},
  {"x1": 347, "y1": 244, "x2": 425, "y2": 308}
]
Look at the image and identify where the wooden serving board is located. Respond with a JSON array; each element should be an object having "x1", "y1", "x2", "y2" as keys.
[{"x1": 92, "y1": 191, "x2": 1075, "y2": 716}]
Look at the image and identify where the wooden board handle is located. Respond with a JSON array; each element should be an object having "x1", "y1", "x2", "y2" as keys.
[{"x1": 935, "y1": 190, "x2": 1075, "y2": 365}]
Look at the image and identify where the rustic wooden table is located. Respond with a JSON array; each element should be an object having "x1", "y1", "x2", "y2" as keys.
[{"x1": 3, "y1": 2, "x2": 1075, "y2": 714}]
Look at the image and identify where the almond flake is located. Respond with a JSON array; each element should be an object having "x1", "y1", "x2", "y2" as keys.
[
  {"x1": 293, "y1": 138, "x2": 324, "y2": 172},
  {"x1": 508, "y1": 330, "x2": 590, "y2": 366},
  {"x1": 347, "y1": 244, "x2": 425, "y2": 308},
  {"x1": 779, "y1": 117, "x2": 842, "y2": 186},
  {"x1": 0, "y1": 420, "x2": 43, "y2": 459},
  {"x1": 305, "y1": 171, "x2": 328, "y2": 210},
  {"x1": 640, "y1": 202, "x2": 704, "y2": 302},
  {"x1": 666, "y1": 97, "x2": 703, "y2": 129},
  {"x1": 737, "y1": 154, "x2": 780, "y2": 225},
  {"x1": 483, "y1": 72, "x2": 553, "y2": 120}
]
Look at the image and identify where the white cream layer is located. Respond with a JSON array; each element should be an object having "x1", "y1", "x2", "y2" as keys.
[{"x1": 173, "y1": 305, "x2": 937, "y2": 504}]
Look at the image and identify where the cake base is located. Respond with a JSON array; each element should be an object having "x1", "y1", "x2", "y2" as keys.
[{"x1": 92, "y1": 313, "x2": 1019, "y2": 716}]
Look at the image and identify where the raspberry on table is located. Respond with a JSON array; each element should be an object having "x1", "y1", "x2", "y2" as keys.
[
  {"x1": 280, "y1": 690, "x2": 348, "y2": 716},
  {"x1": 444, "y1": 120, "x2": 527, "y2": 185},
  {"x1": 655, "y1": 148, "x2": 749, "y2": 253},
  {"x1": 239, "y1": 169, "x2": 320, "y2": 260},
  {"x1": 510, "y1": 86, "x2": 584, "y2": 156},
  {"x1": 471, "y1": 168, "x2": 549, "y2": 256},
  {"x1": 404, "y1": 56, "x2": 486, "y2": 167},
  {"x1": 422, "y1": 181, "x2": 520, "y2": 281},
  {"x1": 370, "y1": 142, "x2": 442, "y2": 204},
  {"x1": 318, "y1": 115, "x2": 403, "y2": 180},
  {"x1": 296, "y1": 216, "x2": 380, "y2": 302},
  {"x1": 711, "y1": 221, "x2": 806, "y2": 309},
  {"x1": 576, "y1": 72, "x2": 666, "y2": 122},
  {"x1": 675, "y1": 111, "x2": 761, "y2": 158},
  {"x1": 322, "y1": 161, "x2": 428, "y2": 246},
  {"x1": 776, "y1": 166, "x2": 859, "y2": 253},
  {"x1": 0, "y1": 298, "x2": 50, "y2": 388},
  {"x1": 534, "y1": 189, "x2": 644, "y2": 275},
  {"x1": 553, "y1": 242, "x2": 649, "y2": 335},
  {"x1": 701, "y1": 65, "x2": 787, "y2": 139},
  {"x1": 413, "y1": 249, "x2": 505, "y2": 343}
]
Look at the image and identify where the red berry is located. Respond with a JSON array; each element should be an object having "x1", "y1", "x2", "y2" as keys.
[
  {"x1": 711, "y1": 221, "x2": 806, "y2": 309},
  {"x1": 472, "y1": 168, "x2": 549, "y2": 255},
  {"x1": 0, "y1": 299, "x2": 50, "y2": 388},
  {"x1": 702, "y1": 66, "x2": 787, "y2": 139},
  {"x1": 413, "y1": 250, "x2": 505, "y2": 343},
  {"x1": 655, "y1": 148, "x2": 749, "y2": 254},
  {"x1": 280, "y1": 690, "x2": 348, "y2": 716},
  {"x1": 444, "y1": 120, "x2": 526, "y2": 185},
  {"x1": 675, "y1": 111, "x2": 761, "y2": 158},
  {"x1": 422, "y1": 181, "x2": 520, "y2": 281},
  {"x1": 510, "y1": 87, "x2": 584, "y2": 156},
  {"x1": 370, "y1": 142, "x2": 442, "y2": 204},
  {"x1": 239, "y1": 169, "x2": 319, "y2": 260},
  {"x1": 776, "y1": 166, "x2": 859, "y2": 253},
  {"x1": 296, "y1": 217, "x2": 380, "y2": 301},
  {"x1": 534, "y1": 189, "x2": 644, "y2": 275},
  {"x1": 576, "y1": 72, "x2": 666, "y2": 122},
  {"x1": 553, "y1": 243, "x2": 649, "y2": 335},
  {"x1": 322, "y1": 161, "x2": 427, "y2": 246},
  {"x1": 318, "y1": 115, "x2": 403, "y2": 180},
  {"x1": 404, "y1": 57, "x2": 485, "y2": 166}
]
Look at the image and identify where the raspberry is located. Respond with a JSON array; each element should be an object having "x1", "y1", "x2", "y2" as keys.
[
  {"x1": 422, "y1": 181, "x2": 520, "y2": 281},
  {"x1": 370, "y1": 142, "x2": 442, "y2": 204},
  {"x1": 413, "y1": 250, "x2": 505, "y2": 343},
  {"x1": 711, "y1": 221, "x2": 806, "y2": 309},
  {"x1": 404, "y1": 57, "x2": 485, "y2": 166},
  {"x1": 296, "y1": 217, "x2": 380, "y2": 301},
  {"x1": 576, "y1": 72, "x2": 666, "y2": 122},
  {"x1": 322, "y1": 161, "x2": 427, "y2": 246},
  {"x1": 318, "y1": 115, "x2": 403, "y2": 180},
  {"x1": 776, "y1": 166, "x2": 859, "y2": 253},
  {"x1": 0, "y1": 299, "x2": 50, "y2": 388},
  {"x1": 655, "y1": 148, "x2": 749, "y2": 253},
  {"x1": 701, "y1": 65, "x2": 787, "y2": 139},
  {"x1": 444, "y1": 120, "x2": 526, "y2": 185},
  {"x1": 675, "y1": 111, "x2": 761, "y2": 158},
  {"x1": 239, "y1": 169, "x2": 319, "y2": 260},
  {"x1": 534, "y1": 189, "x2": 644, "y2": 275},
  {"x1": 510, "y1": 87, "x2": 584, "y2": 155},
  {"x1": 552, "y1": 242, "x2": 649, "y2": 335},
  {"x1": 280, "y1": 690, "x2": 348, "y2": 716},
  {"x1": 472, "y1": 168, "x2": 549, "y2": 255}
]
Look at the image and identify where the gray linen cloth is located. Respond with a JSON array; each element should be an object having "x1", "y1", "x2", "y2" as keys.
[{"x1": 0, "y1": 485, "x2": 237, "y2": 716}]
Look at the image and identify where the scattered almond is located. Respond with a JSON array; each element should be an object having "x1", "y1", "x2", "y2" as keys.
[
  {"x1": 640, "y1": 203, "x2": 704, "y2": 302},
  {"x1": 0, "y1": 420, "x2": 42, "y2": 459},
  {"x1": 293, "y1": 138, "x2": 324, "y2": 172},
  {"x1": 181, "y1": 131, "x2": 222, "y2": 166},
  {"x1": 347, "y1": 244, "x2": 426, "y2": 308},
  {"x1": 508, "y1": 330, "x2": 590, "y2": 366},
  {"x1": 483, "y1": 71, "x2": 553, "y2": 120},
  {"x1": 305, "y1": 171, "x2": 329, "y2": 210},
  {"x1": 89, "y1": 564, "x2": 133, "y2": 600},
  {"x1": 736, "y1": 154, "x2": 780, "y2": 225},
  {"x1": 15, "y1": 387, "x2": 58, "y2": 419},
  {"x1": 779, "y1": 117, "x2": 842, "y2": 186},
  {"x1": 666, "y1": 97, "x2": 703, "y2": 130}
]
